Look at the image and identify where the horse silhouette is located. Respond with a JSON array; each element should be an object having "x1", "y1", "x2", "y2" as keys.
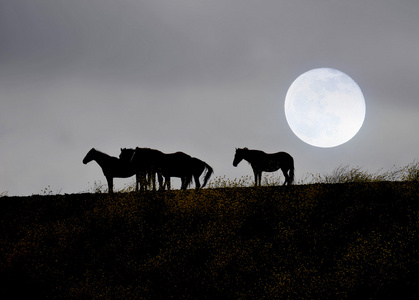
[
  {"x1": 130, "y1": 148, "x2": 192, "y2": 190},
  {"x1": 128, "y1": 147, "x2": 214, "y2": 190},
  {"x1": 83, "y1": 148, "x2": 136, "y2": 193},
  {"x1": 233, "y1": 147, "x2": 294, "y2": 186},
  {"x1": 119, "y1": 148, "x2": 161, "y2": 191}
]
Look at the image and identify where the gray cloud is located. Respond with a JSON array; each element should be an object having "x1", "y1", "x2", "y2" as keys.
[{"x1": 1, "y1": 0, "x2": 418, "y2": 195}]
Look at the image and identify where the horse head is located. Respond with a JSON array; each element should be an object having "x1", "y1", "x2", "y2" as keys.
[
  {"x1": 119, "y1": 148, "x2": 135, "y2": 162},
  {"x1": 83, "y1": 148, "x2": 96, "y2": 164},
  {"x1": 233, "y1": 147, "x2": 248, "y2": 167}
]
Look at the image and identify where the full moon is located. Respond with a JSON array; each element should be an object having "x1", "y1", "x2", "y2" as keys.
[{"x1": 284, "y1": 68, "x2": 366, "y2": 148}]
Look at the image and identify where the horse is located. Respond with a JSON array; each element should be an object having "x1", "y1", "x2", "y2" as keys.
[
  {"x1": 233, "y1": 147, "x2": 294, "y2": 186},
  {"x1": 83, "y1": 148, "x2": 137, "y2": 193},
  {"x1": 129, "y1": 148, "x2": 192, "y2": 190},
  {"x1": 119, "y1": 148, "x2": 161, "y2": 191},
  {"x1": 130, "y1": 147, "x2": 213, "y2": 190}
]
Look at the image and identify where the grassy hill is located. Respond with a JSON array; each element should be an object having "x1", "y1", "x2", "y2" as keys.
[{"x1": 0, "y1": 182, "x2": 418, "y2": 299}]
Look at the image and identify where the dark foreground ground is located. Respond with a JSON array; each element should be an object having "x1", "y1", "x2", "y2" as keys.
[{"x1": 0, "y1": 182, "x2": 418, "y2": 299}]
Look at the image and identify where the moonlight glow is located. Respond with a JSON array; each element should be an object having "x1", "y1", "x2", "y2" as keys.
[{"x1": 284, "y1": 68, "x2": 366, "y2": 148}]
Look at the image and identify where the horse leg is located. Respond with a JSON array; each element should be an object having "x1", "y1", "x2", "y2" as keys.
[
  {"x1": 253, "y1": 170, "x2": 258, "y2": 186},
  {"x1": 185, "y1": 175, "x2": 193, "y2": 190},
  {"x1": 181, "y1": 177, "x2": 188, "y2": 190},
  {"x1": 182, "y1": 175, "x2": 192, "y2": 190},
  {"x1": 147, "y1": 171, "x2": 153, "y2": 191},
  {"x1": 158, "y1": 173, "x2": 164, "y2": 190},
  {"x1": 144, "y1": 171, "x2": 149, "y2": 191},
  {"x1": 143, "y1": 171, "x2": 150, "y2": 191},
  {"x1": 254, "y1": 170, "x2": 262, "y2": 186},
  {"x1": 145, "y1": 172, "x2": 149, "y2": 191},
  {"x1": 140, "y1": 171, "x2": 146, "y2": 192},
  {"x1": 107, "y1": 177, "x2": 113, "y2": 193},
  {"x1": 137, "y1": 172, "x2": 145, "y2": 191},
  {"x1": 165, "y1": 176, "x2": 171, "y2": 190},
  {"x1": 151, "y1": 171, "x2": 156, "y2": 191},
  {"x1": 194, "y1": 174, "x2": 201, "y2": 190}
]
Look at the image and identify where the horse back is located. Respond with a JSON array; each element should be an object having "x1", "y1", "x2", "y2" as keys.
[
  {"x1": 162, "y1": 152, "x2": 191, "y2": 165},
  {"x1": 274, "y1": 151, "x2": 294, "y2": 166},
  {"x1": 274, "y1": 151, "x2": 293, "y2": 160},
  {"x1": 252, "y1": 151, "x2": 293, "y2": 171},
  {"x1": 104, "y1": 156, "x2": 136, "y2": 178}
]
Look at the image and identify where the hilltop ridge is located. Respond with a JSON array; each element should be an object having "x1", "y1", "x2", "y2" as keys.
[{"x1": 0, "y1": 182, "x2": 418, "y2": 298}]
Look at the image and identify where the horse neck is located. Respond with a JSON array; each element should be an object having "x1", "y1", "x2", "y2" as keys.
[
  {"x1": 92, "y1": 151, "x2": 113, "y2": 167},
  {"x1": 243, "y1": 150, "x2": 262, "y2": 164}
]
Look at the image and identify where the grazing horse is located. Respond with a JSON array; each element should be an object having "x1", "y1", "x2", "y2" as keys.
[
  {"x1": 83, "y1": 148, "x2": 136, "y2": 193},
  {"x1": 233, "y1": 147, "x2": 294, "y2": 186}
]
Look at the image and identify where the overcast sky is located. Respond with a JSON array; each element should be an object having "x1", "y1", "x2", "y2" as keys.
[{"x1": 1, "y1": 0, "x2": 418, "y2": 195}]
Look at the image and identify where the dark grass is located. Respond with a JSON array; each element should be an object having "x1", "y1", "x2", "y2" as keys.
[{"x1": 0, "y1": 182, "x2": 418, "y2": 299}]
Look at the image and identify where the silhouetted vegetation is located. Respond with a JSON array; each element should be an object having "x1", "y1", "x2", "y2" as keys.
[
  {"x1": 309, "y1": 160, "x2": 419, "y2": 184},
  {"x1": 1, "y1": 180, "x2": 418, "y2": 298}
]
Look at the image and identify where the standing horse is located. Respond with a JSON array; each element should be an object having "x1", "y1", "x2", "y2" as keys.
[
  {"x1": 130, "y1": 148, "x2": 193, "y2": 190},
  {"x1": 233, "y1": 147, "x2": 294, "y2": 186},
  {"x1": 119, "y1": 148, "x2": 162, "y2": 191},
  {"x1": 130, "y1": 148, "x2": 214, "y2": 190},
  {"x1": 83, "y1": 148, "x2": 136, "y2": 193}
]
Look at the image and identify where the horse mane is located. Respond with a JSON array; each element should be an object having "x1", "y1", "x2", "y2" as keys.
[
  {"x1": 93, "y1": 149, "x2": 106, "y2": 155},
  {"x1": 93, "y1": 148, "x2": 115, "y2": 159},
  {"x1": 135, "y1": 147, "x2": 153, "y2": 150},
  {"x1": 241, "y1": 147, "x2": 265, "y2": 154}
]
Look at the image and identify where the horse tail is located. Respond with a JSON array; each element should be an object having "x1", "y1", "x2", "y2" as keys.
[{"x1": 201, "y1": 161, "x2": 214, "y2": 188}]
